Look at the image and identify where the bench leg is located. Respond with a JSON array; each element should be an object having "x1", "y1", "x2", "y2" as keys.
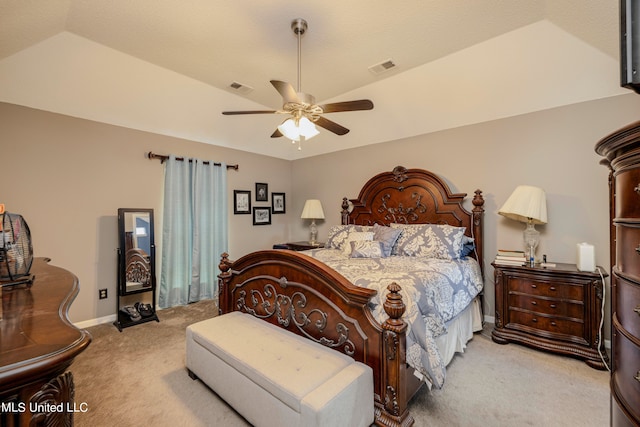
[{"x1": 187, "y1": 369, "x2": 199, "y2": 380}]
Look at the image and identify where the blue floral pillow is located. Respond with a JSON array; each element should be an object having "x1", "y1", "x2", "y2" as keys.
[
  {"x1": 390, "y1": 223, "x2": 466, "y2": 260},
  {"x1": 373, "y1": 223, "x2": 402, "y2": 257},
  {"x1": 325, "y1": 225, "x2": 373, "y2": 250},
  {"x1": 350, "y1": 240, "x2": 384, "y2": 258}
]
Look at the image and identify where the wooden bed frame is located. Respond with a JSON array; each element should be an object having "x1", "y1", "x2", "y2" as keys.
[{"x1": 218, "y1": 166, "x2": 484, "y2": 427}]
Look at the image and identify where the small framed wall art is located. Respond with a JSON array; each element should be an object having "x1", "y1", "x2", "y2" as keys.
[
  {"x1": 255, "y1": 183, "x2": 268, "y2": 202},
  {"x1": 253, "y1": 207, "x2": 271, "y2": 225},
  {"x1": 233, "y1": 190, "x2": 251, "y2": 214},
  {"x1": 272, "y1": 192, "x2": 286, "y2": 214}
]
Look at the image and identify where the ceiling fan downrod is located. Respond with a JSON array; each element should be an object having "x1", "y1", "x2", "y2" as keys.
[{"x1": 291, "y1": 18, "x2": 307, "y2": 94}]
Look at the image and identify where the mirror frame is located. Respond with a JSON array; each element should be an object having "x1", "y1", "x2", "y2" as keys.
[{"x1": 117, "y1": 208, "x2": 156, "y2": 296}]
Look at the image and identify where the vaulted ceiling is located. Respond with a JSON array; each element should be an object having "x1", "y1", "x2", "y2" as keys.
[{"x1": 0, "y1": 0, "x2": 627, "y2": 160}]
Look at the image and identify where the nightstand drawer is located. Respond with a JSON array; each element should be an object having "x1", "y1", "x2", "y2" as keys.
[
  {"x1": 509, "y1": 294, "x2": 585, "y2": 319},
  {"x1": 506, "y1": 276, "x2": 584, "y2": 301},
  {"x1": 616, "y1": 223, "x2": 640, "y2": 282},
  {"x1": 508, "y1": 309, "x2": 585, "y2": 340},
  {"x1": 614, "y1": 273, "x2": 640, "y2": 339}
]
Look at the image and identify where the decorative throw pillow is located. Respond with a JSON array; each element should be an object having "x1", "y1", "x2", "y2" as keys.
[
  {"x1": 460, "y1": 235, "x2": 475, "y2": 257},
  {"x1": 373, "y1": 223, "x2": 402, "y2": 257},
  {"x1": 325, "y1": 225, "x2": 373, "y2": 250},
  {"x1": 390, "y1": 223, "x2": 466, "y2": 260},
  {"x1": 350, "y1": 240, "x2": 384, "y2": 258},
  {"x1": 325, "y1": 225, "x2": 354, "y2": 250},
  {"x1": 342, "y1": 231, "x2": 374, "y2": 256}
]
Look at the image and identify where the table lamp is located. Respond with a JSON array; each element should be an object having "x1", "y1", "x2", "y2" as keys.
[
  {"x1": 498, "y1": 185, "x2": 547, "y2": 267},
  {"x1": 301, "y1": 199, "x2": 324, "y2": 245}
]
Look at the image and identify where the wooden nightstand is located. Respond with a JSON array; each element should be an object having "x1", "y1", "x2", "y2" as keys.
[
  {"x1": 273, "y1": 241, "x2": 324, "y2": 251},
  {"x1": 492, "y1": 262, "x2": 608, "y2": 369}
]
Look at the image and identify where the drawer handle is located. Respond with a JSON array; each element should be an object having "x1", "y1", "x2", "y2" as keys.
[
  {"x1": 636, "y1": 245, "x2": 640, "y2": 255},
  {"x1": 634, "y1": 306, "x2": 640, "y2": 316},
  {"x1": 549, "y1": 286, "x2": 556, "y2": 291},
  {"x1": 531, "y1": 284, "x2": 537, "y2": 289},
  {"x1": 532, "y1": 318, "x2": 538, "y2": 323},
  {"x1": 550, "y1": 304, "x2": 557, "y2": 309},
  {"x1": 635, "y1": 371, "x2": 640, "y2": 383},
  {"x1": 531, "y1": 301, "x2": 537, "y2": 306},
  {"x1": 550, "y1": 321, "x2": 557, "y2": 327},
  {"x1": 635, "y1": 184, "x2": 640, "y2": 195}
]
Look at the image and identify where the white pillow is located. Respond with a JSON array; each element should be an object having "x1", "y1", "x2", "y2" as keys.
[{"x1": 342, "y1": 231, "x2": 374, "y2": 256}]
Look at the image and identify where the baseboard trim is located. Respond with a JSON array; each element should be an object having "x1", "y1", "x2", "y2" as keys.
[{"x1": 74, "y1": 314, "x2": 116, "y2": 329}]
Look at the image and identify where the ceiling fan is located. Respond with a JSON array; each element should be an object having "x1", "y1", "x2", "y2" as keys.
[{"x1": 222, "y1": 18, "x2": 374, "y2": 142}]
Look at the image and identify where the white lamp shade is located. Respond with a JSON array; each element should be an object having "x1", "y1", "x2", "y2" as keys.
[
  {"x1": 301, "y1": 199, "x2": 325, "y2": 219},
  {"x1": 498, "y1": 185, "x2": 547, "y2": 224},
  {"x1": 298, "y1": 117, "x2": 320, "y2": 139}
]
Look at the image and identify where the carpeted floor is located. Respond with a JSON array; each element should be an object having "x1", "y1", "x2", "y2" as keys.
[{"x1": 72, "y1": 300, "x2": 609, "y2": 427}]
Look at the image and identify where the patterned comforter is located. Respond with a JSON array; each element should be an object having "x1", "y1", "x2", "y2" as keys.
[{"x1": 304, "y1": 248, "x2": 483, "y2": 389}]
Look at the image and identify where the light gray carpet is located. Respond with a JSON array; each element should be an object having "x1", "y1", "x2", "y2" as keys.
[{"x1": 72, "y1": 300, "x2": 609, "y2": 427}]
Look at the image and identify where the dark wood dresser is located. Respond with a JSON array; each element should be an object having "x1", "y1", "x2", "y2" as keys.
[
  {"x1": 492, "y1": 262, "x2": 608, "y2": 370},
  {"x1": 0, "y1": 258, "x2": 91, "y2": 426},
  {"x1": 596, "y1": 120, "x2": 640, "y2": 427}
]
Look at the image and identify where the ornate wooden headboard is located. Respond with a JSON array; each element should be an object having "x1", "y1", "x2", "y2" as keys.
[{"x1": 341, "y1": 166, "x2": 485, "y2": 274}]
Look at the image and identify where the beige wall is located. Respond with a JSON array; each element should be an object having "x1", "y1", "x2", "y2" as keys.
[
  {"x1": 4, "y1": 93, "x2": 640, "y2": 335},
  {"x1": 290, "y1": 93, "x2": 640, "y2": 339},
  {"x1": 1, "y1": 102, "x2": 293, "y2": 323}
]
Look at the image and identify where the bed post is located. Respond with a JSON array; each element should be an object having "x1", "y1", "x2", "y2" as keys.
[
  {"x1": 377, "y1": 283, "x2": 414, "y2": 427},
  {"x1": 341, "y1": 197, "x2": 350, "y2": 225},
  {"x1": 218, "y1": 252, "x2": 233, "y2": 315},
  {"x1": 472, "y1": 189, "x2": 485, "y2": 278}
]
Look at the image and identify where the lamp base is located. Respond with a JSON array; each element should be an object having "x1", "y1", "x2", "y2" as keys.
[
  {"x1": 523, "y1": 220, "x2": 540, "y2": 267},
  {"x1": 309, "y1": 220, "x2": 318, "y2": 245}
]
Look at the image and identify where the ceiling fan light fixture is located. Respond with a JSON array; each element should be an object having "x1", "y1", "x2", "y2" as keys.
[
  {"x1": 222, "y1": 18, "x2": 373, "y2": 141},
  {"x1": 298, "y1": 117, "x2": 320, "y2": 138},
  {"x1": 277, "y1": 117, "x2": 319, "y2": 142}
]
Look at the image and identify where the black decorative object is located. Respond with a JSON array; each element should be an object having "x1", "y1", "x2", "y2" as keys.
[
  {"x1": 255, "y1": 183, "x2": 268, "y2": 201},
  {"x1": 253, "y1": 207, "x2": 271, "y2": 225},
  {"x1": 233, "y1": 190, "x2": 251, "y2": 214},
  {"x1": 272, "y1": 192, "x2": 286, "y2": 214},
  {"x1": 0, "y1": 212, "x2": 34, "y2": 287}
]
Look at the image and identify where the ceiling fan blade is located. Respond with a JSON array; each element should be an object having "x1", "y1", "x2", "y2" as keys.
[
  {"x1": 314, "y1": 116, "x2": 350, "y2": 136},
  {"x1": 222, "y1": 110, "x2": 277, "y2": 115},
  {"x1": 271, "y1": 128, "x2": 283, "y2": 138},
  {"x1": 270, "y1": 80, "x2": 300, "y2": 104},
  {"x1": 318, "y1": 99, "x2": 374, "y2": 113}
]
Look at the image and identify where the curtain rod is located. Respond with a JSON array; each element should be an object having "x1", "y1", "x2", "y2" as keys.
[{"x1": 147, "y1": 152, "x2": 239, "y2": 170}]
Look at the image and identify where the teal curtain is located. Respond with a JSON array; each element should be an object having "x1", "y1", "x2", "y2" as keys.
[{"x1": 159, "y1": 155, "x2": 228, "y2": 308}]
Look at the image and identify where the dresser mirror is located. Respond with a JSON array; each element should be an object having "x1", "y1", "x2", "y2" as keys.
[{"x1": 117, "y1": 208, "x2": 155, "y2": 295}]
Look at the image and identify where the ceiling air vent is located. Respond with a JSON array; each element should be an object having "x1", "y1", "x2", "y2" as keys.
[
  {"x1": 229, "y1": 81, "x2": 253, "y2": 94},
  {"x1": 368, "y1": 59, "x2": 396, "y2": 75}
]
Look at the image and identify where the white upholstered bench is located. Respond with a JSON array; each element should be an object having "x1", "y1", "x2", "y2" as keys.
[{"x1": 186, "y1": 311, "x2": 374, "y2": 427}]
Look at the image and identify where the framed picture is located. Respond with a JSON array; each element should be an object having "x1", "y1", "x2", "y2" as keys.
[
  {"x1": 253, "y1": 207, "x2": 271, "y2": 225},
  {"x1": 272, "y1": 192, "x2": 286, "y2": 214},
  {"x1": 233, "y1": 190, "x2": 251, "y2": 214},
  {"x1": 255, "y1": 183, "x2": 268, "y2": 202}
]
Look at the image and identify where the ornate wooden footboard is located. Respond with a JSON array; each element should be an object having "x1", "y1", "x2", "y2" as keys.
[
  {"x1": 218, "y1": 250, "x2": 414, "y2": 427},
  {"x1": 218, "y1": 166, "x2": 484, "y2": 427}
]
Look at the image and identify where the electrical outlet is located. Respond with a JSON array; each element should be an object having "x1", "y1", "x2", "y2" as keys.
[{"x1": 99, "y1": 288, "x2": 108, "y2": 299}]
